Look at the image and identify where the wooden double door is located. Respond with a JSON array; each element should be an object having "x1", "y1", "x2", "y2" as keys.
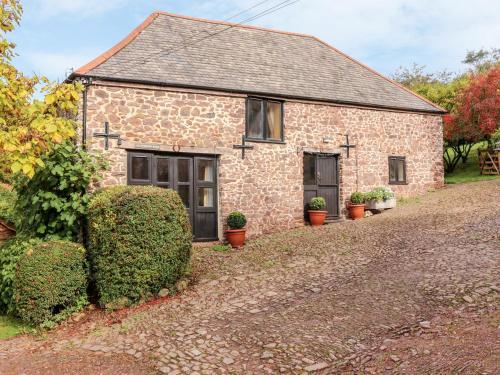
[
  {"x1": 128, "y1": 152, "x2": 218, "y2": 241},
  {"x1": 303, "y1": 153, "x2": 340, "y2": 219}
]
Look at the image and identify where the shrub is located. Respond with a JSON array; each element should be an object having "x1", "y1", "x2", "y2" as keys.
[
  {"x1": 87, "y1": 186, "x2": 192, "y2": 308},
  {"x1": 309, "y1": 196, "x2": 326, "y2": 210},
  {"x1": 350, "y1": 192, "x2": 365, "y2": 204},
  {"x1": 0, "y1": 236, "x2": 42, "y2": 314},
  {"x1": 364, "y1": 187, "x2": 394, "y2": 202},
  {"x1": 13, "y1": 141, "x2": 106, "y2": 240},
  {"x1": 13, "y1": 240, "x2": 88, "y2": 326},
  {"x1": 227, "y1": 211, "x2": 247, "y2": 230},
  {"x1": 0, "y1": 184, "x2": 17, "y2": 226}
]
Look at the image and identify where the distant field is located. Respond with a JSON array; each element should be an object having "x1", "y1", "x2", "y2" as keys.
[{"x1": 445, "y1": 142, "x2": 500, "y2": 184}]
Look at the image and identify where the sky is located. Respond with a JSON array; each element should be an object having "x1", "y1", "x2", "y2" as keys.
[{"x1": 10, "y1": 0, "x2": 500, "y2": 82}]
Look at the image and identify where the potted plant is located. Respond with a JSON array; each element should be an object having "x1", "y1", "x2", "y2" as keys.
[
  {"x1": 308, "y1": 196, "x2": 327, "y2": 226},
  {"x1": 364, "y1": 187, "x2": 396, "y2": 210},
  {"x1": 225, "y1": 211, "x2": 247, "y2": 248},
  {"x1": 348, "y1": 192, "x2": 365, "y2": 220}
]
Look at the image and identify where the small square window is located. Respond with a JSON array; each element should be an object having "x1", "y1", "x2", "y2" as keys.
[
  {"x1": 246, "y1": 98, "x2": 283, "y2": 142},
  {"x1": 389, "y1": 156, "x2": 407, "y2": 184}
]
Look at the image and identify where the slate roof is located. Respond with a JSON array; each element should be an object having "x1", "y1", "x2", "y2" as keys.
[{"x1": 75, "y1": 12, "x2": 444, "y2": 113}]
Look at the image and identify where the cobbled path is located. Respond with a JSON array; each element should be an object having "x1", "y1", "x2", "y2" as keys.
[{"x1": 1, "y1": 180, "x2": 499, "y2": 374}]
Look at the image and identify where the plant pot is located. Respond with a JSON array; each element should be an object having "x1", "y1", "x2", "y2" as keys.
[
  {"x1": 226, "y1": 228, "x2": 246, "y2": 248},
  {"x1": 308, "y1": 210, "x2": 327, "y2": 226},
  {"x1": 365, "y1": 198, "x2": 397, "y2": 211},
  {"x1": 348, "y1": 204, "x2": 365, "y2": 220}
]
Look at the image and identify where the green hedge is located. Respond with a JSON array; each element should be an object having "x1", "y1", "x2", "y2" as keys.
[
  {"x1": 0, "y1": 237, "x2": 42, "y2": 314},
  {"x1": 0, "y1": 184, "x2": 17, "y2": 226},
  {"x1": 87, "y1": 186, "x2": 192, "y2": 309},
  {"x1": 13, "y1": 240, "x2": 88, "y2": 326}
]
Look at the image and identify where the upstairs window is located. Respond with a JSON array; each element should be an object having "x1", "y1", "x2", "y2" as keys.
[
  {"x1": 246, "y1": 98, "x2": 284, "y2": 142},
  {"x1": 389, "y1": 156, "x2": 407, "y2": 184}
]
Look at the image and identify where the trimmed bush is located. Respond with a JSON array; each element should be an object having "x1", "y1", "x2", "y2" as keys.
[
  {"x1": 226, "y1": 211, "x2": 247, "y2": 230},
  {"x1": 0, "y1": 236, "x2": 42, "y2": 314},
  {"x1": 308, "y1": 197, "x2": 326, "y2": 210},
  {"x1": 87, "y1": 186, "x2": 192, "y2": 309},
  {"x1": 13, "y1": 240, "x2": 88, "y2": 326}
]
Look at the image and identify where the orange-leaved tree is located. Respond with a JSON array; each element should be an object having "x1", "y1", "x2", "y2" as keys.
[
  {"x1": 443, "y1": 67, "x2": 499, "y2": 172},
  {"x1": 0, "y1": 0, "x2": 82, "y2": 179}
]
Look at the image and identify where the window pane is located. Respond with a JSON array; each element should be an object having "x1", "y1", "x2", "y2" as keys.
[
  {"x1": 303, "y1": 154, "x2": 316, "y2": 185},
  {"x1": 389, "y1": 159, "x2": 396, "y2": 181},
  {"x1": 131, "y1": 156, "x2": 149, "y2": 180},
  {"x1": 178, "y1": 159, "x2": 190, "y2": 182},
  {"x1": 397, "y1": 160, "x2": 405, "y2": 182},
  {"x1": 156, "y1": 158, "x2": 169, "y2": 183},
  {"x1": 247, "y1": 99, "x2": 263, "y2": 139},
  {"x1": 178, "y1": 185, "x2": 190, "y2": 208},
  {"x1": 198, "y1": 187, "x2": 214, "y2": 207},
  {"x1": 197, "y1": 159, "x2": 214, "y2": 182},
  {"x1": 266, "y1": 101, "x2": 282, "y2": 140}
]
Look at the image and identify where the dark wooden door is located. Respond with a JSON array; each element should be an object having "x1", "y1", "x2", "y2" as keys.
[
  {"x1": 303, "y1": 153, "x2": 339, "y2": 219},
  {"x1": 128, "y1": 152, "x2": 218, "y2": 241}
]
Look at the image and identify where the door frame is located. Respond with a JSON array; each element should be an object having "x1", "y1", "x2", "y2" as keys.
[
  {"x1": 303, "y1": 152, "x2": 340, "y2": 220},
  {"x1": 127, "y1": 151, "x2": 219, "y2": 242}
]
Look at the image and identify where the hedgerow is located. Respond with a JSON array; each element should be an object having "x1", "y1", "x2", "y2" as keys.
[
  {"x1": 87, "y1": 186, "x2": 192, "y2": 309},
  {"x1": 13, "y1": 240, "x2": 88, "y2": 326},
  {"x1": 0, "y1": 236, "x2": 42, "y2": 314}
]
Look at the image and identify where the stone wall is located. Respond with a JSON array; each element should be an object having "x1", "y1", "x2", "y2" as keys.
[{"x1": 83, "y1": 81, "x2": 443, "y2": 238}]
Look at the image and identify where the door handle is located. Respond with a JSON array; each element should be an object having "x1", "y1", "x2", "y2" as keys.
[{"x1": 317, "y1": 172, "x2": 321, "y2": 183}]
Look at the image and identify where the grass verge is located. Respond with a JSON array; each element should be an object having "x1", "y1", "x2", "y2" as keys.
[{"x1": 0, "y1": 315, "x2": 29, "y2": 340}]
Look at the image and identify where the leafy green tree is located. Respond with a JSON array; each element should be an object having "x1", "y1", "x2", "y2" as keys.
[
  {"x1": 463, "y1": 48, "x2": 500, "y2": 73},
  {"x1": 0, "y1": 0, "x2": 83, "y2": 178},
  {"x1": 14, "y1": 142, "x2": 106, "y2": 240}
]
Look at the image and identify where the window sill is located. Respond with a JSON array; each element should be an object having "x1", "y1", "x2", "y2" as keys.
[
  {"x1": 244, "y1": 138, "x2": 286, "y2": 145},
  {"x1": 388, "y1": 181, "x2": 408, "y2": 185}
]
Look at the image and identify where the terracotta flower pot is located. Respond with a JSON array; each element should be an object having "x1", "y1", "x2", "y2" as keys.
[
  {"x1": 349, "y1": 204, "x2": 365, "y2": 220},
  {"x1": 226, "y1": 228, "x2": 246, "y2": 248},
  {"x1": 308, "y1": 210, "x2": 327, "y2": 226}
]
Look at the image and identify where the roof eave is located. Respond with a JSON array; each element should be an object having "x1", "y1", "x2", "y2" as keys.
[{"x1": 71, "y1": 73, "x2": 447, "y2": 115}]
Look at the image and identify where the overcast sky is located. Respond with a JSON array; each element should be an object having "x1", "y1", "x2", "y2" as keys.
[{"x1": 10, "y1": 0, "x2": 500, "y2": 82}]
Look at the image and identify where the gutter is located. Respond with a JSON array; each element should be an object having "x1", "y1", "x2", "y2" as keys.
[
  {"x1": 69, "y1": 73, "x2": 446, "y2": 115},
  {"x1": 80, "y1": 77, "x2": 92, "y2": 150}
]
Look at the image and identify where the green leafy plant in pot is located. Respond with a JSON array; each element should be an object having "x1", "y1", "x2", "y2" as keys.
[
  {"x1": 349, "y1": 192, "x2": 365, "y2": 220},
  {"x1": 225, "y1": 211, "x2": 247, "y2": 248},
  {"x1": 308, "y1": 196, "x2": 327, "y2": 226}
]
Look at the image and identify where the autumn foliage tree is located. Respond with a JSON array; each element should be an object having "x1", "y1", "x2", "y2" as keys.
[
  {"x1": 0, "y1": 0, "x2": 82, "y2": 179},
  {"x1": 443, "y1": 67, "x2": 499, "y2": 172}
]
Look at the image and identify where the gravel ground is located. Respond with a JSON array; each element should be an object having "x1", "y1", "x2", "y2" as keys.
[{"x1": 1, "y1": 180, "x2": 499, "y2": 374}]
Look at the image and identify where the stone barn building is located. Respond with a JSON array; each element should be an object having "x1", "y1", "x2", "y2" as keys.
[{"x1": 70, "y1": 11, "x2": 445, "y2": 241}]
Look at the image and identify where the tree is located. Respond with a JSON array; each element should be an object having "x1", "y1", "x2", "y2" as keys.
[
  {"x1": 0, "y1": 0, "x2": 82, "y2": 179},
  {"x1": 463, "y1": 48, "x2": 500, "y2": 73},
  {"x1": 393, "y1": 50, "x2": 499, "y2": 172},
  {"x1": 451, "y1": 67, "x2": 499, "y2": 143}
]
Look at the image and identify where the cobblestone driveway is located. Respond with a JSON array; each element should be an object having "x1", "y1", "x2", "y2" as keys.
[{"x1": 1, "y1": 180, "x2": 499, "y2": 374}]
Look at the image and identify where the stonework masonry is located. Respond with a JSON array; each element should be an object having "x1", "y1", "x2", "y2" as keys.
[{"x1": 82, "y1": 81, "x2": 444, "y2": 239}]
